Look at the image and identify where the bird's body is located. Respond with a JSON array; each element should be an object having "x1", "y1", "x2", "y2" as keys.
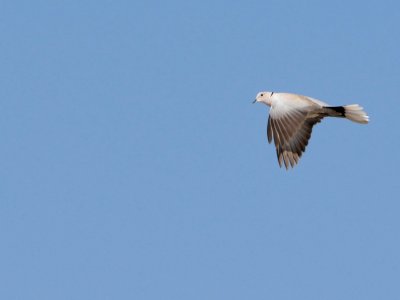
[{"x1": 254, "y1": 91, "x2": 369, "y2": 169}]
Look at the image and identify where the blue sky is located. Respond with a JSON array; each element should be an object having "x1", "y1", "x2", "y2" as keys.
[{"x1": 1, "y1": 0, "x2": 399, "y2": 299}]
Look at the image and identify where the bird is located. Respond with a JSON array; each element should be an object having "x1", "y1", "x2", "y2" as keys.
[{"x1": 253, "y1": 91, "x2": 369, "y2": 169}]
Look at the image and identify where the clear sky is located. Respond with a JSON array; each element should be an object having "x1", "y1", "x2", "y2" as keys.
[{"x1": 1, "y1": 0, "x2": 399, "y2": 299}]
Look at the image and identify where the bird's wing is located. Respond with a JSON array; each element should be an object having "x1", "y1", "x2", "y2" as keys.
[{"x1": 267, "y1": 106, "x2": 325, "y2": 169}]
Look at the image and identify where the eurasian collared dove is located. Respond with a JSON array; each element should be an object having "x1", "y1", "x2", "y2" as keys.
[{"x1": 253, "y1": 91, "x2": 369, "y2": 169}]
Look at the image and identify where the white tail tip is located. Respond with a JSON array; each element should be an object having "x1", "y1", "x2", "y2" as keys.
[{"x1": 344, "y1": 104, "x2": 369, "y2": 124}]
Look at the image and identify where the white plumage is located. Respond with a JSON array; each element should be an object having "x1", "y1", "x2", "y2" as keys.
[{"x1": 254, "y1": 91, "x2": 369, "y2": 169}]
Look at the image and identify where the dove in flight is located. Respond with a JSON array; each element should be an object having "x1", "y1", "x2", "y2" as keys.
[{"x1": 253, "y1": 91, "x2": 369, "y2": 169}]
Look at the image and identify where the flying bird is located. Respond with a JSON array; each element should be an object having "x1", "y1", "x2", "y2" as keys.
[{"x1": 253, "y1": 91, "x2": 369, "y2": 169}]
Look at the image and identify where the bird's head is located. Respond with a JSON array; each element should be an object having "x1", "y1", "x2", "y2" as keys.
[{"x1": 253, "y1": 91, "x2": 273, "y2": 106}]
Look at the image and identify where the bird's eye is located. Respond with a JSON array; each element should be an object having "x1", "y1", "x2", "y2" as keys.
[{"x1": 260, "y1": 93, "x2": 264, "y2": 96}]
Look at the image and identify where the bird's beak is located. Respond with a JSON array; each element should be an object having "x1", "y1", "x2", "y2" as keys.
[{"x1": 252, "y1": 99, "x2": 257, "y2": 104}]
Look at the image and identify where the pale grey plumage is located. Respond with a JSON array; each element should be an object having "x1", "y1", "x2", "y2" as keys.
[{"x1": 254, "y1": 91, "x2": 369, "y2": 169}]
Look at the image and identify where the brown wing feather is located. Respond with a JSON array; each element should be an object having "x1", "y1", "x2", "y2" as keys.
[
  {"x1": 267, "y1": 116, "x2": 273, "y2": 143},
  {"x1": 268, "y1": 109, "x2": 325, "y2": 169}
]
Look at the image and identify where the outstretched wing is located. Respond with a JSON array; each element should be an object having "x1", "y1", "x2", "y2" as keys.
[{"x1": 267, "y1": 108, "x2": 325, "y2": 169}]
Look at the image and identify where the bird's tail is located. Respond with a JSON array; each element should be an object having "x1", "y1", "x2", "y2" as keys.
[{"x1": 324, "y1": 104, "x2": 369, "y2": 124}]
